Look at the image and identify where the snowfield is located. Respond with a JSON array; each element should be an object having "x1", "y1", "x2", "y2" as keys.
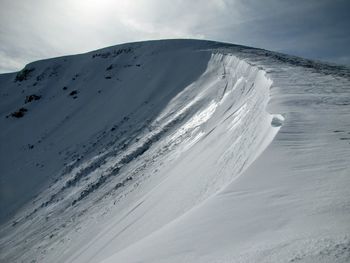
[{"x1": 0, "y1": 40, "x2": 349, "y2": 262}]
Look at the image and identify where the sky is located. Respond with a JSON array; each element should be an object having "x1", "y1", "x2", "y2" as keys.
[{"x1": 0, "y1": 0, "x2": 349, "y2": 73}]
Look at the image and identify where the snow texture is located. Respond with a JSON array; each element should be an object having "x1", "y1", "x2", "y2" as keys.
[{"x1": 0, "y1": 40, "x2": 349, "y2": 263}]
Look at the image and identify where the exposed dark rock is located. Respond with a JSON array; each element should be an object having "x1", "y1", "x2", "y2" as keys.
[
  {"x1": 15, "y1": 68, "x2": 35, "y2": 82},
  {"x1": 69, "y1": 90, "x2": 78, "y2": 96},
  {"x1": 10, "y1": 108, "x2": 28, "y2": 118},
  {"x1": 25, "y1": 94, "x2": 41, "y2": 103}
]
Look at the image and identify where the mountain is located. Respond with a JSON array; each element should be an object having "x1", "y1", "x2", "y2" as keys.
[{"x1": 0, "y1": 39, "x2": 349, "y2": 263}]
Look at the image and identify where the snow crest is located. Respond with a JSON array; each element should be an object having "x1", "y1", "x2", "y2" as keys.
[
  {"x1": 0, "y1": 42, "x2": 281, "y2": 262},
  {"x1": 2, "y1": 40, "x2": 349, "y2": 263}
]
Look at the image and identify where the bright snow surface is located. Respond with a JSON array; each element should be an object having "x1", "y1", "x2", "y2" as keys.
[{"x1": 0, "y1": 40, "x2": 349, "y2": 262}]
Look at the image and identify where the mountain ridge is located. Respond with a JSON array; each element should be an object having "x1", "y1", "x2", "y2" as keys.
[{"x1": 0, "y1": 39, "x2": 349, "y2": 263}]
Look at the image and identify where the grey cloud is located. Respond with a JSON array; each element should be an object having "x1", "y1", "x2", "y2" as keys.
[{"x1": 0, "y1": 0, "x2": 349, "y2": 73}]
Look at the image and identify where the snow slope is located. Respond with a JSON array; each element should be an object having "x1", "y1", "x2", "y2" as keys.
[{"x1": 0, "y1": 40, "x2": 349, "y2": 263}]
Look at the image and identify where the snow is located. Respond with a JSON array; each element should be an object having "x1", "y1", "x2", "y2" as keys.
[{"x1": 0, "y1": 40, "x2": 349, "y2": 263}]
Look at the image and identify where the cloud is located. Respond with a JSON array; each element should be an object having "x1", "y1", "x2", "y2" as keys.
[{"x1": 0, "y1": 0, "x2": 349, "y2": 73}]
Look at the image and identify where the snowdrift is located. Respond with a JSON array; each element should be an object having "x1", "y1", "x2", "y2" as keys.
[{"x1": 0, "y1": 40, "x2": 349, "y2": 263}]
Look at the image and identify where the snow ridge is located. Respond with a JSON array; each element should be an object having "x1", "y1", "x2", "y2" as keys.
[{"x1": 1, "y1": 40, "x2": 349, "y2": 263}]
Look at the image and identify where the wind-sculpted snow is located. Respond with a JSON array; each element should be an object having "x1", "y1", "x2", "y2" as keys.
[{"x1": 0, "y1": 40, "x2": 349, "y2": 263}]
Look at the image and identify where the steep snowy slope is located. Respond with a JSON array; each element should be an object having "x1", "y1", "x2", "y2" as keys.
[{"x1": 0, "y1": 40, "x2": 349, "y2": 263}]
